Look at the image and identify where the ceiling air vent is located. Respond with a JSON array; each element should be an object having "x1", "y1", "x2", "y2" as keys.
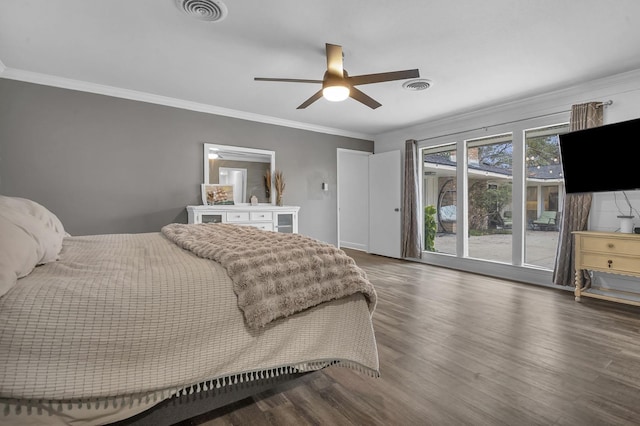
[
  {"x1": 175, "y1": 0, "x2": 228, "y2": 22},
  {"x1": 403, "y1": 79, "x2": 431, "y2": 91}
]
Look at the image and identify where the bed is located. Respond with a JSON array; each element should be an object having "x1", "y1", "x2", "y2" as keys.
[{"x1": 0, "y1": 195, "x2": 379, "y2": 426}]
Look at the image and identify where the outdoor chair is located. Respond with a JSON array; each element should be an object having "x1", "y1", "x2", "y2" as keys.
[
  {"x1": 438, "y1": 205, "x2": 457, "y2": 233},
  {"x1": 502, "y1": 211, "x2": 512, "y2": 229},
  {"x1": 531, "y1": 210, "x2": 557, "y2": 230}
]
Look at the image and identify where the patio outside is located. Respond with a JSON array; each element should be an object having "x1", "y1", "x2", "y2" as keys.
[{"x1": 433, "y1": 230, "x2": 559, "y2": 270}]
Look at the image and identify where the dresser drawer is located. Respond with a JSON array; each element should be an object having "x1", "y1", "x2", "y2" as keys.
[
  {"x1": 580, "y1": 235, "x2": 640, "y2": 256},
  {"x1": 235, "y1": 222, "x2": 274, "y2": 232},
  {"x1": 250, "y1": 222, "x2": 274, "y2": 232},
  {"x1": 226, "y1": 212, "x2": 250, "y2": 222},
  {"x1": 580, "y1": 252, "x2": 640, "y2": 275},
  {"x1": 250, "y1": 211, "x2": 273, "y2": 221}
]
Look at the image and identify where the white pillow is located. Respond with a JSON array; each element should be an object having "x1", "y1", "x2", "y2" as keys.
[
  {"x1": 0, "y1": 195, "x2": 66, "y2": 238},
  {"x1": 0, "y1": 196, "x2": 68, "y2": 297},
  {"x1": 0, "y1": 205, "x2": 63, "y2": 264},
  {"x1": 0, "y1": 213, "x2": 43, "y2": 297}
]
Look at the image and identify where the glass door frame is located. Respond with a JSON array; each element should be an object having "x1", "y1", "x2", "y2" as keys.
[{"x1": 416, "y1": 113, "x2": 571, "y2": 287}]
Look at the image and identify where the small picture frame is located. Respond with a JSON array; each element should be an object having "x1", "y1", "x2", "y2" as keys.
[{"x1": 201, "y1": 184, "x2": 235, "y2": 205}]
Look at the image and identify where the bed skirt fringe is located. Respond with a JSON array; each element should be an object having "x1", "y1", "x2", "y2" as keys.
[{"x1": 0, "y1": 359, "x2": 379, "y2": 416}]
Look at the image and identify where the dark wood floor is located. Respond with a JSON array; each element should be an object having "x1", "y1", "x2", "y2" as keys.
[{"x1": 179, "y1": 250, "x2": 640, "y2": 426}]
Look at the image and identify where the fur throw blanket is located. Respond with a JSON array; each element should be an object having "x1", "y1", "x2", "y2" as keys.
[{"x1": 161, "y1": 223, "x2": 377, "y2": 329}]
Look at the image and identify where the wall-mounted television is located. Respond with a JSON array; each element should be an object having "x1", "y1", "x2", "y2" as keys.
[{"x1": 558, "y1": 117, "x2": 640, "y2": 194}]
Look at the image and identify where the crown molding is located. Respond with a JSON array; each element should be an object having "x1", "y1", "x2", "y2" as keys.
[{"x1": 0, "y1": 67, "x2": 373, "y2": 141}]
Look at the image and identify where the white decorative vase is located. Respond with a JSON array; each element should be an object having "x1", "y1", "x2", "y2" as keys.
[{"x1": 618, "y1": 215, "x2": 634, "y2": 233}]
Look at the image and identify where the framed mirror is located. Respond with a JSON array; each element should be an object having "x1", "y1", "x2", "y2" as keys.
[{"x1": 203, "y1": 143, "x2": 275, "y2": 205}]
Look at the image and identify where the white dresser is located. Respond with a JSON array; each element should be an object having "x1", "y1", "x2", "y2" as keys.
[{"x1": 186, "y1": 205, "x2": 300, "y2": 233}]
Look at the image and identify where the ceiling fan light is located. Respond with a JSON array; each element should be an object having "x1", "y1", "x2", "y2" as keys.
[{"x1": 322, "y1": 85, "x2": 350, "y2": 102}]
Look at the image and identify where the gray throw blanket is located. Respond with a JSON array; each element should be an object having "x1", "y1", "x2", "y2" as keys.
[{"x1": 161, "y1": 223, "x2": 377, "y2": 329}]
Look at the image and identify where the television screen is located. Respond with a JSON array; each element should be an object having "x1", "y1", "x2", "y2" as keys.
[{"x1": 558, "y1": 117, "x2": 640, "y2": 194}]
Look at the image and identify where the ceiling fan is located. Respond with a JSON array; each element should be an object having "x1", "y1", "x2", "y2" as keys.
[{"x1": 254, "y1": 43, "x2": 420, "y2": 110}]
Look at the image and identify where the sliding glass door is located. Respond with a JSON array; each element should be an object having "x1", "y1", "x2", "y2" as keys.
[
  {"x1": 524, "y1": 124, "x2": 569, "y2": 269},
  {"x1": 466, "y1": 134, "x2": 513, "y2": 263},
  {"x1": 419, "y1": 122, "x2": 569, "y2": 276},
  {"x1": 421, "y1": 144, "x2": 457, "y2": 255}
]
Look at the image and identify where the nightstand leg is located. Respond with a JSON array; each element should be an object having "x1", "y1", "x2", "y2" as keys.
[{"x1": 574, "y1": 269, "x2": 582, "y2": 302}]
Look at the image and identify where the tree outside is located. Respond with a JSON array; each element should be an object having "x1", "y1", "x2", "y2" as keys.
[{"x1": 465, "y1": 135, "x2": 560, "y2": 235}]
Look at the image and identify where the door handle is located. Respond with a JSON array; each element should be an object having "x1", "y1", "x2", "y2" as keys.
[{"x1": 394, "y1": 208, "x2": 400, "y2": 212}]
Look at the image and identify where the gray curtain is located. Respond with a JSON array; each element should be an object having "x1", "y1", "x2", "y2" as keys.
[
  {"x1": 402, "y1": 139, "x2": 422, "y2": 258},
  {"x1": 552, "y1": 102, "x2": 603, "y2": 286}
]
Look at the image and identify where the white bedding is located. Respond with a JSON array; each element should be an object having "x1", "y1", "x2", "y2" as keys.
[{"x1": 0, "y1": 232, "x2": 379, "y2": 425}]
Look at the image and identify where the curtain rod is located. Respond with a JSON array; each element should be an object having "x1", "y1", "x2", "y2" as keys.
[{"x1": 416, "y1": 100, "x2": 613, "y2": 143}]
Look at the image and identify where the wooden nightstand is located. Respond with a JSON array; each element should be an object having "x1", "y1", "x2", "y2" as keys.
[{"x1": 573, "y1": 231, "x2": 640, "y2": 307}]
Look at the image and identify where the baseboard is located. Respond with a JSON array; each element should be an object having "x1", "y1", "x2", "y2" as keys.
[{"x1": 339, "y1": 242, "x2": 368, "y2": 252}]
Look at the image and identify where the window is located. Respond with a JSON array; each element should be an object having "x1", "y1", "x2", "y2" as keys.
[
  {"x1": 466, "y1": 133, "x2": 513, "y2": 264},
  {"x1": 418, "y1": 122, "x2": 570, "y2": 280},
  {"x1": 421, "y1": 144, "x2": 457, "y2": 254},
  {"x1": 524, "y1": 123, "x2": 569, "y2": 269}
]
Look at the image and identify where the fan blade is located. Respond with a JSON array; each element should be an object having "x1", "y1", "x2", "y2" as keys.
[
  {"x1": 255, "y1": 77, "x2": 322, "y2": 84},
  {"x1": 348, "y1": 69, "x2": 420, "y2": 86},
  {"x1": 326, "y1": 43, "x2": 344, "y2": 77},
  {"x1": 296, "y1": 90, "x2": 324, "y2": 109},
  {"x1": 349, "y1": 87, "x2": 382, "y2": 109}
]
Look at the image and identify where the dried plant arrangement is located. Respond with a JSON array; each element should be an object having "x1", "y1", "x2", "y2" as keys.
[{"x1": 274, "y1": 170, "x2": 285, "y2": 206}]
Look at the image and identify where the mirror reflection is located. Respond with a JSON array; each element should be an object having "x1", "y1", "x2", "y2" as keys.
[{"x1": 203, "y1": 143, "x2": 275, "y2": 204}]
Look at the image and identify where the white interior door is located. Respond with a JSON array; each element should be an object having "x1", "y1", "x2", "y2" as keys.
[
  {"x1": 337, "y1": 149, "x2": 370, "y2": 251},
  {"x1": 369, "y1": 150, "x2": 401, "y2": 258},
  {"x1": 219, "y1": 167, "x2": 247, "y2": 204}
]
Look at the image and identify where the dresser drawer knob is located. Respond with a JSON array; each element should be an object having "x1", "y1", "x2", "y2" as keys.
[{"x1": 607, "y1": 243, "x2": 614, "y2": 248}]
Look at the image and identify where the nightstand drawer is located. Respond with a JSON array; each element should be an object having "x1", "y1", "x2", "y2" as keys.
[
  {"x1": 226, "y1": 212, "x2": 250, "y2": 222},
  {"x1": 581, "y1": 236, "x2": 640, "y2": 256},
  {"x1": 580, "y1": 252, "x2": 640, "y2": 275}
]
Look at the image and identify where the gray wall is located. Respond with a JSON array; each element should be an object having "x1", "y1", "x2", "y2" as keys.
[{"x1": 0, "y1": 79, "x2": 372, "y2": 244}]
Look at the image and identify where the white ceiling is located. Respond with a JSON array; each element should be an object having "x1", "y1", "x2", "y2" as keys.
[{"x1": 2, "y1": 0, "x2": 640, "y2": 140}]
